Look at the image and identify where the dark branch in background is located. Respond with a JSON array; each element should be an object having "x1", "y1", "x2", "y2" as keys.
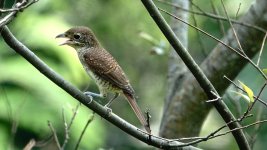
[
  {"x1": 75, "y1": 113, "x2": 95, "y2": 150},
  {"x1": 159, "y1": 0, "x2": 267, "y2": 147},
  {"x1": 140, "y1": 0, "x2": 249, "y2": 150},
  {"x1": 156, "y1": 0, "x2": 266, "y2": 33},
  {"x1": 1, "y1": 26, "x2": 200, "y2": 150}
]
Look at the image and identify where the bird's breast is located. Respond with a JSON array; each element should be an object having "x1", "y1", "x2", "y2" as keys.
[{"x1": 78, "y1": 52, "x2": 120, "y2": 92}]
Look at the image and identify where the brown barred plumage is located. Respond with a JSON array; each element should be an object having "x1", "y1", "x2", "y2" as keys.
[{"x1": 56, "y1": 26, "x2": 151, "y2": 133}]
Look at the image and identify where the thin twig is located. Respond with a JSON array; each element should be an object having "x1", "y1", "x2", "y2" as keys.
[
  {"x1": 168, "y1": 118, "x2": 267, "y2": 148},
  {"x1": 159, "y1": 7, "x2": 267, "y2": 80},
  {"x1": 220, "y1": 0, "x2": 246, "y2": 56},
  {"x1": 68, "y1": 103, "x2": 81, "y2": 130},
  {"x1": 47, "y1": 121, "x2": 61, "y2": 150},
  {"x1": 1, "y1": 88, "x2": 15, "y2": 150},
  {"x1": 61, "y1": 108, "x2": 69, "y2": 149},
  {"x1": 155, "y1": 0, "x2": 266, "y2": 33},
  {"x1": 1, "y1": 26, "x2": 198, "y2": 149},
  {"x1": 235, "y1": 3, "x2": 242, "y2": 19},
  {"x1": 138, "y1": 114, "x2": 254, "y2": 147},
  {"x1": 141, "y1": 0, "x2": 249, "y2": 149},
  {"x1": 74, "y1": 113, "x2": 95, "y2": 150},
  {"x1": 0, "y1": 0, "x2": 38, "y2": 28},
  {"x1": 189, "y1": 1, "x2": 207, "y2": 57},
  {"x1": 210, "y1": 119, "x2": 267, "y2": 141},
  {"x1": 206, "y1": 91, "x2": 222, "y2": 102},
  {"x1": 210, "y1": 0, "x2": 225, "y2": 36},
  {"x1": 226, "y1": 92, "x2": 242, "y2": 118},
  {"x1": 159, "y1": 8, "x2": 245, "y2": 58},
  {"x1": 238, "y1": 81, "x2": 266, "y2": 121},
  {"x1": 224, "y1": 76, "x2": 267, "y2": 107},
  {"x1": 250, "y1": 105, "x2": 263, "y2": 149},
  {"x1": 62, "y1": 103, "x2": 81, "y2": 149},
  {"x1": 145, "y1": 109, "x2": 152, "y2": 140},
  {"x1": 256, "y1": 31, "x2": 267, "y2": 66},
  {"x1": 23, "y1": 139, "x2": 36, "y2": 150}
]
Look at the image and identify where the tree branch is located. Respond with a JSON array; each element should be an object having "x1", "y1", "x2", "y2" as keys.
[
  {"x1": 140, "y1": 0, "x2": 249, "y2": 149},
  {"x1": 0, "y1": 0, "x2": 38, "y2": 28},
  {"x1": 156, "y1": 0, "x2": 266, "y2": 33},
  {"x1": 0, "y1": 26, "x2": 200, "y2": 150},
  {"x1": 157, "y1": 0, "x2": 267, "y2": 148}
]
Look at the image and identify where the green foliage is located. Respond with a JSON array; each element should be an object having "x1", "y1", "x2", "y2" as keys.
[
  {"x1": 1, "y1": 0, "x2": 266, "y2": 149},
  {"x1": 0, "y1": 0, "x2": 166, "y2": 149}
]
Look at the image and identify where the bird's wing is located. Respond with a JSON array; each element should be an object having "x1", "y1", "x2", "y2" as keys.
[{"x1": 83, "y1": 48, "x2": 135, "y2": 95}]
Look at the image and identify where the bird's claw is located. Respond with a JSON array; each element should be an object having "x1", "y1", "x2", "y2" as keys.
[
  {"x1": 84, "y1": 92, "x2": 93, "y2": 104},
  {"x1": 104, "y1": 105, "x2": 112, "y2": 117}
]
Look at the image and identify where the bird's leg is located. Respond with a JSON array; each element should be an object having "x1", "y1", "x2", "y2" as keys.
[
  {"x1": 104, "y1": 93, "x2": 120, "y2": 108},
  {"x1": 84, "y1": 91, "x2": 105, "y2": 99},
  {"x1": 84, "y1": 91, "x2": 113, "y2": 116}
]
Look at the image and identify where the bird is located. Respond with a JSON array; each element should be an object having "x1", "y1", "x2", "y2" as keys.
[{"x1": 56, "y1": 26, "x2": 151, "y2": 133}]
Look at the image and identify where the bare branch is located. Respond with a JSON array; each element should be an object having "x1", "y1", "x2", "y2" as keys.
[
  {"x1": 61, "y1": 108, "x2": 69, "y2": 149},
  {"x1": 189, "y1": 2, "x2": 207, "y2": 57},
  {"x1": 250, "y1": 105, "x2": 263, "y2": 148},
  {"x1": 141, "y1": 0, "x2": 249, "y2": 149},
  {"x1": 206, "y1": 91, "x2": 222, "y2": 102},
  {"x1": 224, "y1": 76, "x2": 267, "y2": 107},
  {"x1": 158, "y1": 8, "x2": 245, "y2": 58},
  {"x1": 210, "y1": 0, "x2": 225, "y2": 36},
  {"x1": 159, "y1": 7, "x2": 267, "y2": 80},
  {"x1": 1, "y1": 26, "x2": 200, "y2": 149},
  {"x1": 68, "y1": 103, "x2": 81, "y2": 130},
  {"x1": 0, "y1": 0, "x2": 38, "y2": 28},
  {"x1": 235, "y1": 3, "x2": 242, "y2": 19},
  {"x1": 256, "y1": 32, "x2": 267, "y2": 66},
  {"x1": 220, "y1": 0, "x2": 246, "y2": 56},
  {"x1": 74, "y1": 113, "x2": 95, "y2": 150},
  {"x1": 23, "y1": 139, "x2": 36, "y2": 150},
  {"x1": 47, "y1": 121, "x2": 61, "y2": 150},
  {"x1": 156, "y1": 0, "x2": 266, "y2": 33}
]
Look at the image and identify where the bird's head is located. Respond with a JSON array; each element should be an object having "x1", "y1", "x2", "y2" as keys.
[{"x1": 56, "y1": 26, "x2": 99, "y2": 50}]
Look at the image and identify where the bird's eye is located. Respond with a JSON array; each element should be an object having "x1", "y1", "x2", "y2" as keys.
[{"x1": 73, "y1": 33, "x2": 81, "y2": 40}]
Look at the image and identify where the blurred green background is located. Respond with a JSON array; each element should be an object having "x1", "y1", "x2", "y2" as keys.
[{"x1": 1, "y1": 0, "x2": 267, "y2": 149}]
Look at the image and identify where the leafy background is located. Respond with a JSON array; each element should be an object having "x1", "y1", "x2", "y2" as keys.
[{"x1": 1, "y1": 0, "x2": 267, "y2": 149}]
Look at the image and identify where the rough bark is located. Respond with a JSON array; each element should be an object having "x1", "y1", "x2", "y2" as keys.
[
  {"x1": 160, "y1": 0, "x2": 267, "y2": 139},
  {"x1": 160, "y1": 0, "x2": 190, "y2": 136}
]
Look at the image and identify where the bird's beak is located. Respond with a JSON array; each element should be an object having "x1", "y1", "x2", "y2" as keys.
[
  {"x1": 55, "y1": 33, "x2": 73, "y2": 46},
  {"x1": 55, "y1": 33, "x2": 66, "y2": 38}
]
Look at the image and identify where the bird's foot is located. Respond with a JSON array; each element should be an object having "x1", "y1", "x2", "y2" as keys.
[
  {"x1": 85, "y1": 94, "x2": 93, "y2": 104},
  {"x1": 84, "y1": 91, "x2": 104, "y2": 99},
  {"x1": 104, "y1": 104, "x2": 112, "y2": 117}
]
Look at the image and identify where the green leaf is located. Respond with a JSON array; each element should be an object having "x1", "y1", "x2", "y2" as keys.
[
  {"x1": 263, "y1": 69, "x2": 267, "y2": 75},
  {"x1": 231, "y1": 91, "x2": 250, "y2": 103},
  {"x1": 238, "y1": 80, "x2": 254, "y2": 104}
]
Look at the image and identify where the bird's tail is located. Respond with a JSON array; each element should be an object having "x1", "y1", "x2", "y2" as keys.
[{"x1": 123, "y1": 92, "x2": 151, "y2": 134}]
